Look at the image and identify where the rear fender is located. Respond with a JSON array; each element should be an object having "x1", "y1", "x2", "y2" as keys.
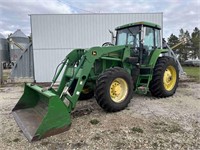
[{"x1": 148, "y1": 49, "x2": 168, "y2": 67}]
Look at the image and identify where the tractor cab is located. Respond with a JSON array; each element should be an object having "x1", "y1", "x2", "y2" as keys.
[{"x1": 115, "y1": 22, "x2": 162, "y2": 63}]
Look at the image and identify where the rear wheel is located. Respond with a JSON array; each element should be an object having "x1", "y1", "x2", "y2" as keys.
[
  {"x1": 150, "y1": 56, "x2": 179, "y2": 97},
  {"x1": 95, "y1": 67, "x2": 133, "y2": 112}
]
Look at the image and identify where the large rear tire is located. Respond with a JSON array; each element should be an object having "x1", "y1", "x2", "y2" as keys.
[
  {"x1": 95, "y1": 67, "x2": 133, "y2": 112},
  {"x1": 150, "y1": 56, "x2": 179, "y2": 97}
]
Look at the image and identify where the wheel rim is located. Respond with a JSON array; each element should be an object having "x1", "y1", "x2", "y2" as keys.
[
  {"x1": 110, "y1": 78, "x2": 128, "y2": 103},
  {"x1": 163, "y1": 65, "x2": 177, "y2": 91}
]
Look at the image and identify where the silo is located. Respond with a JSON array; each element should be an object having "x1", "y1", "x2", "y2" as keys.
[
  {"x1": 0, "y1": 33, "x2": 9, "y2": 66},
  {"x1": 9, "y1": 29, "x2": 29, "y2": 63}
]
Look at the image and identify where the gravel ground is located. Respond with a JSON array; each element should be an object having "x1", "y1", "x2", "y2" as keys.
[{"x1": 0, "y1": 79, "x2": 200, "y2": 150}]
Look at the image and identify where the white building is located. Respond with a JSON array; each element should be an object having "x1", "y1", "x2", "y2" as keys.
[{"x1": 31, "y1": 13, "x2": 163, "y2": 82}]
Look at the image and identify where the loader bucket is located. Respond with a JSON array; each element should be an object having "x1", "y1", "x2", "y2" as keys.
[{"x1": 12, "y1": 83, "x2": 71, "y2": 142}]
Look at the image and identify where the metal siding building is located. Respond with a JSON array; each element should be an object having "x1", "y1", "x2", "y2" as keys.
[
  {"x1": 10, "y1": 43, "x2": 34, "y2": 82},
  {"x1": 31, "y1": 13, "x2": 163, "y2": 82},
  {"x1": 9, "y1": 29, "x2": 29, "y2": 62},
  {"x1": 0, "y1": 33, "x2": 9, "y2": 63}
]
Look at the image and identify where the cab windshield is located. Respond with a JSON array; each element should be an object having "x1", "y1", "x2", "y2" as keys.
[{"x1": 116, "y1": 26, "x2": 140, "y2": 47}]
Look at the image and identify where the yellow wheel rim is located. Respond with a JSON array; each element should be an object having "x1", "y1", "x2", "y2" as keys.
[
  {"x1": 110, "y1": 78, "x2": 128, "y2": 103},
  {"x1": 163, "y1": 66, "x2": 177, "y2": 91}
]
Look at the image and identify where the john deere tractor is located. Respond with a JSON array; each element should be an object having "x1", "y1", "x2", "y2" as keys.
[{"x1": 12, "y1": 21, "x2": 179, "y2": 142}]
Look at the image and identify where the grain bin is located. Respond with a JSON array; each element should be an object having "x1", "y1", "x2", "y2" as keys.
[
  {"x1": 0, "y1": 33, "x2": 9, "y2": 67},
  {"x1": 9, "y1": 29, "x2": 29, "y2": 63}
]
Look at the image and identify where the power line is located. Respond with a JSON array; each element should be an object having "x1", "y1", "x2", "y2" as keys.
[{"x1": 57, "y1": 0, "x2": 96, "y2": 13}]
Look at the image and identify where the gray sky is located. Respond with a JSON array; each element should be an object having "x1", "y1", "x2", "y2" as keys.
[{"x1": 0, "y1": 0, "x2": 199, "y2": 39}]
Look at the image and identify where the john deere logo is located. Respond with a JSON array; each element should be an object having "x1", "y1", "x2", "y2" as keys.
[{"x1": 92, "y1": 51, "x2": 97, "y2": 56}]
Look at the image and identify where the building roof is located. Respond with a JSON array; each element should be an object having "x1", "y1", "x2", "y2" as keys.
[
  {"x1": 0, "y1": 33, "x2": 5, "y2": 39},
  {"x1": 115, "y1": 21, "x2": 161, "y2": 30},
  {"x1": 10, "y1": 29, "x2": 27, "y2": 38}
]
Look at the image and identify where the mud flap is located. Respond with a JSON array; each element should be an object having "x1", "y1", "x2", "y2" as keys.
[{"x1": 12, "y1": 83, "x2": 71, "y2": 142}]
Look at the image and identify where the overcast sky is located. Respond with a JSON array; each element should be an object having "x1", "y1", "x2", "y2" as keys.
[{"x1": 0, "y1": 0, "x2": 199, "y2": 39}]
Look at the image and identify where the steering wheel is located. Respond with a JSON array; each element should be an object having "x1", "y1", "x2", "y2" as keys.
[
  {"x1": 102, "y1": 42, "x2": 114, "y2": 47},
  {"x1": 129, "y1": 41, "x2": 139, "y2": 49}
]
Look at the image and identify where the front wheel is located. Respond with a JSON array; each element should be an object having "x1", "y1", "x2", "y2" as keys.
[
  {"x1": 149, "y1": 56, "x2": 179, "y2": 97},
  {"x1": 95, "y1": 67, "x2": 133, "y2": 112}
]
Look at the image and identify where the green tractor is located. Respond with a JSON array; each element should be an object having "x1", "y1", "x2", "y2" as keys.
[{"x1": 12, "y1": 21, "x2": 179, "y2": 142}]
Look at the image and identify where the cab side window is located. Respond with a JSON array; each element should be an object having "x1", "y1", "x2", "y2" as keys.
[
  {"x1": 143, "y1": 27, "x2": 154, "y2": 51},
  {"x1": 155, "y1": 29, "x2": 161, "y2": 48}
]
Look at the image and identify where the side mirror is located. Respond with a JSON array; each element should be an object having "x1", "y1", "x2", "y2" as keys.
[{"x1": 109, "y1": 30, "x2": 116, "y2": 44}]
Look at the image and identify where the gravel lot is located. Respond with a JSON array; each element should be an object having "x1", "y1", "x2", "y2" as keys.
[{"x1": 0, "y1": 78, "x2": 200, "y2": 150}]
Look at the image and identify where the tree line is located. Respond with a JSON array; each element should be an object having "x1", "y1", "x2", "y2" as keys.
[{"x1": 167, "y1": 27, "x2": 200, "y2": 63}]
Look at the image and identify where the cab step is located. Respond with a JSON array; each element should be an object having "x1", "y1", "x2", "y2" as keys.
[{"x1": 135, "y1": 70, "x2": 152, "y2": 95}]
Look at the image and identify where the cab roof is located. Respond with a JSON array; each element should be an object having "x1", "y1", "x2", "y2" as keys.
[{"x1": 115, "y1": 21, "x2": 161, "y2": 30}]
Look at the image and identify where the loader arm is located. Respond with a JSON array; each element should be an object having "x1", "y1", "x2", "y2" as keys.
[
  {"x1": 54, "y1": 45, "x2": 131, "y2": 111},
  {"x1": 12, "y1": 45, "x2": 131, "y2": 141}
]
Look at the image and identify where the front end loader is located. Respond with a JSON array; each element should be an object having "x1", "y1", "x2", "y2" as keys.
[{"x1": 12, "y1": 21, "x2": 180, "y2": 141}]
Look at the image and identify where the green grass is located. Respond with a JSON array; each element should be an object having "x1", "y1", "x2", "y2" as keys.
[
  {"x1": 183, "y1": 66, "x2": 200, "y2": 81},
  {"x1": 90, "y1": 119, "x2": 100, "y2": 125},
  {"x1": 12, "y1": 138, "x2": 20, "y2": 142},
  {"x1": 131, "y1": 127, "x2": 144, "y2": 133}
]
